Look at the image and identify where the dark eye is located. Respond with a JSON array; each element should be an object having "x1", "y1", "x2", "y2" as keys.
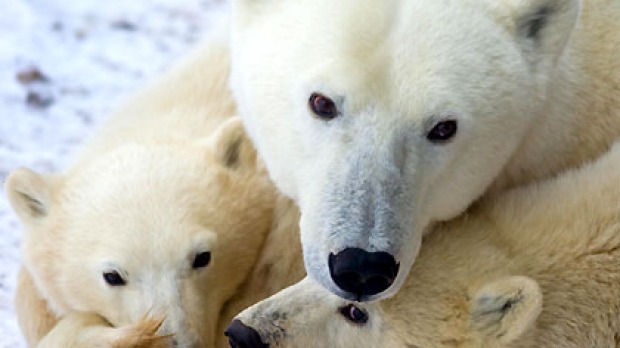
[
  {"x1": 309, "y1": 93, "x2": 339, "y2": 120},
  {"x1": 427, "y1": 120, "x2": 458, "y2": 143},
  {"x1": 103, "y1": 271, "x2": 126, "y2": 286},
  {"x1": 192, "y1": 251, "x2": 211, "y2": 269},
  {"x1": 339, "y1": 304, "x2": 368, "y2": 325}
]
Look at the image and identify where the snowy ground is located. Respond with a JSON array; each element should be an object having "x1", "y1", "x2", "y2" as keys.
[{"x1": 0, "y1": 1, "x2": 225, "y2": 346}]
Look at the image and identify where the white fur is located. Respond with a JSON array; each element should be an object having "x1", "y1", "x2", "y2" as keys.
[
  {"x1": 229, "y1": 0, "x2": 620, "y2": 300},
  {"x1": 7, "y1": 37, "x2": 277, "y2": 348},
  {"x1": 234, "y1": 142, "x2": 620, "y2": 347}
]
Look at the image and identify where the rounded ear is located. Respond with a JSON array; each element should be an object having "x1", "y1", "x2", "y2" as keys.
[
  {"x1": 503, "y1": 0, "x2": 580, "y2": 59},
  {"x1": 210, "y1": 117, "x2": 258, "y2": 171},
  {"x1": 470, "y1": 276, "x2": 542, "y2": 344},
  {"x1": 5, "y1": 168, "x2": 58, "y2": 226}
]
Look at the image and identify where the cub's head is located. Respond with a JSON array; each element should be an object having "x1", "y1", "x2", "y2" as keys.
[
  {"x1": 228, "y1": 276, "x2": 542, "y2": 348},
  {"x1": 7, "y1": 118, "x2": 276, "y2": 347},
  {"x1": 229, "y1": 0, "x2": 581, "y2": 300}
]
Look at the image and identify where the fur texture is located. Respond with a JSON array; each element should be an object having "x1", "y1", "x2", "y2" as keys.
[
  {"x1": 7, "y1": 36, "x2": 278, "y2": 348},
  {"x1": 229, "y1": 0, "x2": 620, "y2": 300},
  {"x1": 235, "y1": 142, "x2": 620, "y2": 347},
  {"x1": 215, "y1": 195, "x2": 305, "y2": 347}
]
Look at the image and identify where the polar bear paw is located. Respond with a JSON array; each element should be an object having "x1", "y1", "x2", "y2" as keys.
[{"x1": 107, "y1": 314, "x2": 170, "y2": 348}]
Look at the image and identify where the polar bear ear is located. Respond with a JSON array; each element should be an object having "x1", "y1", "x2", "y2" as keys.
[
  {"x1": 5, "y1": 168, "x2": 59, "y2": 225},
  {"x1": 506, "y1": 0, "x2": 580, "y2": 58},
  {"x1": 211, "y1": 117, "x2": 258, "y2": 171},
  {"x1": 469, "y1": 276, "x2": 542, "y2": 344}
]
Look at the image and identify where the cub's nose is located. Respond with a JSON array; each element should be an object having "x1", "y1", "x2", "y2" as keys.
[
  {"x1": 328, "y1": 248, "x2": 399, "y2": 299},
  {"x1": 225, "y1": 320, "x2": 268, "y2": 348}
]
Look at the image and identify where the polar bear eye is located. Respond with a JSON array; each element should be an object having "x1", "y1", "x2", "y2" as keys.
[
  {"x1": 309, "y1": 93, "x2": 339, "y2": 120},
  {"x1": 339, "y1": 304, "x2": 368, "y2": 325},
  {"x1": 427, "y1": 120, "x2": 458, "y2": 143},
  {"x1": 103, "y1": 271, "x2": 126, "y2": 286},
  {"x1": 192, "y1": 251, "x2": 211, "y2": 269}
]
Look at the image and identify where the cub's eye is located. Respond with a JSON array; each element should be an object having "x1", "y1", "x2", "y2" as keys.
[
  {"x1": 103, "y1": 271, "x2": 126, "y2": 286},
  {"x1": 427, "y1": 120, "x2": 458, "y2": 143},
  {"x1": 192, "y1": 251, "x2": 211, "y2": 269},
  {"x1": 309, "y1": 93, "x2": 339, "y2": 120},
  {"x1": 339, "y1": 304, "x2": 368, "y2": 325}
]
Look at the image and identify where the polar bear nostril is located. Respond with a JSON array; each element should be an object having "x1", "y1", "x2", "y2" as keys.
[{"x1": 328, "y1": 248, "x2": 399, "y2": 299}]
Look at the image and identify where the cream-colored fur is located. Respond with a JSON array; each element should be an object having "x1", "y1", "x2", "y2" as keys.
[
  {"x1": 215, "y1": 195, "x2": 305, "y2": 348},
  {"x1": 235, "y1": 142, "x2": 620, "y2": 347},
  {"x1": 38, "y1": 312, "x2": 168, "y2": 348},
  {"x1": 229, "y1": 0, "x2": 620, "y2": 300},
  {"x1": 6, "y1": 35, "x2": 278, "y2": 348}
]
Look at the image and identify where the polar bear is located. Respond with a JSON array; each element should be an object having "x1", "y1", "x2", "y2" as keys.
[
  {"x1": 228, "y1": 0, "x2": 620, "y2": 300},
  {"x1": 228, "y1": 142, "x2": 620, "y2": 348},
  {"x1": 6, "y1": 37, "x2": 278, "y2": 348}
]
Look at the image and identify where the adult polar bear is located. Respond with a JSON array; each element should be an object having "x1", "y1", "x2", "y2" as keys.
[{"x1": 229, "y1": 0, "x2": 620, "y2": 301}]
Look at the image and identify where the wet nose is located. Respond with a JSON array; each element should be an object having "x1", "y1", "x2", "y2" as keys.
[
  {"x1": 328, "y1": 247, "x2": 399, "y2": 299},
  {"x1": 225, "y1": 320, "x2": 268, "y2": 348}
]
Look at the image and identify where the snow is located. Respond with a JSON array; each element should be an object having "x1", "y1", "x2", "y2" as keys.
[{"x1": 0, "y1": 1, "x2": 226, "y2": 346}]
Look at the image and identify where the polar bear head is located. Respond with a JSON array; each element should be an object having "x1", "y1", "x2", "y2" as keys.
[
  {"x1": 227, "y1": 276, "x2": 542, "y2": 348},
  {"x1": 6, "y1": 119, "x2": 276, "y2": 347},
  {"x1": 229, "y1": 0, "x2": 581, "y2": 300}
]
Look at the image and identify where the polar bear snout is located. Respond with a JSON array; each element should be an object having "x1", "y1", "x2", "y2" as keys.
[
  {"x1": 328, "y1": 248, "x2": 399, "y2": 300},
  {"x1": 225, "y1": 319, "x2": 269, "y2": 348}
]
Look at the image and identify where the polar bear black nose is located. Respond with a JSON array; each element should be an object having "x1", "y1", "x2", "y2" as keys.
[
  {"x1": 329, "y1": 248, "x2": 399, "y2": 299},
  {"x1": 225, "y1": 320, "x2": 268, "y2": 348}
]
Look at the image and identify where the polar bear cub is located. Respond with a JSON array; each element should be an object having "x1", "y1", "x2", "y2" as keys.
[
  {"x1": 6, "y1": 38, "x2": 277, "y2": 347},
  {"x1": 229, "y1": 143, "x2": 620, "y2": 348}
]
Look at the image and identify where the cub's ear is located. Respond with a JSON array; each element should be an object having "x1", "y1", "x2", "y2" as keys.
[
  {"x1": 5, "y1": 168, "x2": 59, "y2": 225},
  {"x1": 470, "y1": 276, "x2": 542, "y2": 344},
  {"x1": 211, "y1": 117, "x2": 258, "y2": 171},
  {"x1": 505, "y1": 0, "x2": 580, "y2": 58}
]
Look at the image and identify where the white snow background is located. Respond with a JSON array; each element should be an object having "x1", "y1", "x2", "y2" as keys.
[{"x1": 0, "y1": 1, "x2": 226, "y2": 346}]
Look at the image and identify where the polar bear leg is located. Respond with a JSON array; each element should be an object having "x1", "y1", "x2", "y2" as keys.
[
  {"x1": 14, "y1": 268, "x2": 57, "y2": 347},
  {"x1": 37, "y1": 311, "x2": 168, "y2": 348}
]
